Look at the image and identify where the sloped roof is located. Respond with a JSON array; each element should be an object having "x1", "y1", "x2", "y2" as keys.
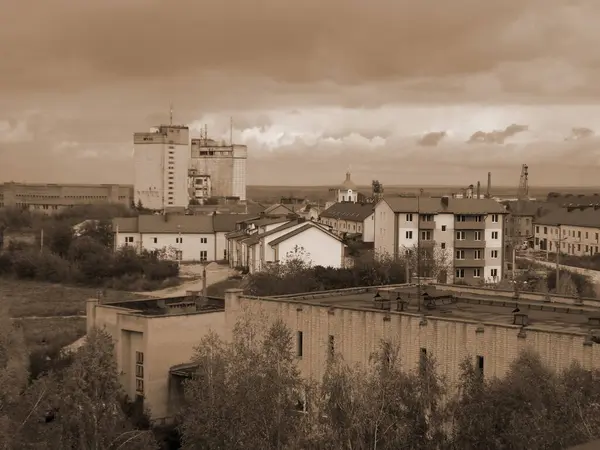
[
  {"x1": 241, "y1": 219, "x2": 307, "y2": 246},
  {"x1": 535, "y1": 206, "x2": 600, "y2": 228},
  {"x1": 269, "y1": 223, "x2": 343, "y2": 246},
  {"x1": 113, "y1": 214, "x2": 214, "y2": 234},
  {"x1": 503, "y1": 200, "x2": 558, "y2": 217},
  {"x1": 243, "y1": 217, "x2": 291, "y2": 227},
  {"x1": 547, "y1": 193, "x2": 600, "y2": 207},
  {"x1": 212, "y1": 213, "x2": 255, "y2": 232},
  {"x1": 320, "y1": 202, "x2": 374, "y2": 221},
  {"x1": 263, "y1": 203, "x2": 296, "y2": 215},
  {"x1": 383, "y1": 197, "x2": 507, "y2": 215}
]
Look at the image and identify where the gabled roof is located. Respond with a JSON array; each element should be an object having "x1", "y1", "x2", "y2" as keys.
[
  {"x1": 212, "y1": 213, "x2": 255, "y2": 232},
  {"x1": 503, "y1": 200, "x2": 557, "y2": 217},
  {"x1": 534, "y1": 206, "x2": 600, "y2": 228},
  {"x1": 113, "y1": 214, "x2": 214, "y2": 234},
  {"x1": 243, "y1": 217, "x2": 291, "y2": 227},
  {"x1": 269, "y1": 223, "x2": 344, "y2": 247},
  {"x1": 263, "y1": 203, "x2": 296, "y2": 215},
  {"x1": 382, "y1": 197, "x2": 507, "y2": 215},
  {"x1": 240, "y1": 219, "x2": 308, "y2": 246},
  {"x1": 320, "y1": 202, "x2": 374, "y2": 221}
]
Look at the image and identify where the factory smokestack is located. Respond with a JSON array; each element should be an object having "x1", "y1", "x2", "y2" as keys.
[
  {"x1": 476, "y1": 181, "x2": 481, "y2": 199},
  {"x1": 487, "y1": 172, "x2": 492, "y2": 198}
]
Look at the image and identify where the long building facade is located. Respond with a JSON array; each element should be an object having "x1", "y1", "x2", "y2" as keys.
[
  {"x1": 87, "y1": 283, "x2": 600, "y2": 421},
  {"x1": 0, "y1": 182, "x2": 133, "y2": 212},
  {"x1": 374, "y1": 196, "x2": 508, "y2": 284}
]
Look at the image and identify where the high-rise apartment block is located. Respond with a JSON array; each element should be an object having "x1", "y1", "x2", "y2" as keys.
[
  {"x1": 374, "y1": 196, "x2": 507, "y2": 284},
  {"x1": 133, "y1": 124, "x2": 248, "y2": 211},
  {"x1": 133, "y1": 125, "x2": 190, "y2": 210}
]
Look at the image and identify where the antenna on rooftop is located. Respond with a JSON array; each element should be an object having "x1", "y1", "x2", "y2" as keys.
[{"x1": 169, "y1": 102, "x2": 173, "y2": 126}]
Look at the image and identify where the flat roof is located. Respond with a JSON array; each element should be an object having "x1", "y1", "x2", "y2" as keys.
[
  {"x1": 103, "y1": 294, "x2": 224, "y2": 316},
  {"x1": 270, "y1": 286, "x2": 600, "y2": 335}
]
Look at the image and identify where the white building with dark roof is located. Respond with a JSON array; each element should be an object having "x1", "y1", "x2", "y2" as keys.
[{"x1": 319, "y1": 202, "x2": 375, "y2": 242}]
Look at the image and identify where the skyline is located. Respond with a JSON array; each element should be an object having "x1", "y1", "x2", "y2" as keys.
[{"x1": 1, "y1": 0, "x2": 599, "y2": 186}]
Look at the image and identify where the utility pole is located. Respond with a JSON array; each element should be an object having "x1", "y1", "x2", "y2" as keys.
[
  {"x1": 40, "y1": 228, "x2": 44, "y2": 253},
  {"x1": 553, "y1": 228, "x2": 567, "y2": 293}
]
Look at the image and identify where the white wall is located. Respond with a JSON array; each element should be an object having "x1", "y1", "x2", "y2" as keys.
[
  {"x1": 373, "y1": 201, "x2": 395, "y2": 258},
  {"x1": 215, "y1": 232, "x2": 228, "y2": 261},
  {"x1": 398, "y1": 211, "x2": 418, "y2": 255},
  {"x1": 134, "y1": 143, "x2": 164, "y2": 211},
  {"x1": 116, "y1": 232, "x2": 216, "y2": 262},
  {"x1": 276, "y1": 226, "x2": 344, "y2": 268},
  {"x1": 484, "y1": 227, "x2": 503, "y2": 282},
  {"x1": 232, "y1": 146, "x2": 247, "y2": 201},
  {"x1": 362, "y1": 213, "x2": 375, "y2": 243},
  {"x1": 169, "y1": 144, "x2": 190, "y2": 209},
  {"x1": 115, "y1": 233, "x2": 142, "y2": 252}
]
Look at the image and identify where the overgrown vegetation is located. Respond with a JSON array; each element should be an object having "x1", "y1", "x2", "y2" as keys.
[
  {"x1": 514, "y1": 260, "x2": 597, "y2": 297},
  {"x1": 0, "y1": 205, "x2": 179, "y2": 291},
  {"x1": 544, "y1": 251, "x2": 600, "y2": 272},
  {"x1": 176, "y1": 315, "x2": 600, "y2": 450}
]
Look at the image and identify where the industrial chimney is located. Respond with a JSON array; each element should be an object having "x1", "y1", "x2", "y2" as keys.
[
  {"x1": 476, "y1": 181, "x2": 481, "y2": 199},
  {"x1": 486, "y1": 172, "x2": 492, "y2": 198}
]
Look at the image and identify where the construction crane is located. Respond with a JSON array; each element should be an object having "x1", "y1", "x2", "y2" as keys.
[{"x1": 509, "y1": 164, "x2": 529, "y2": 279}]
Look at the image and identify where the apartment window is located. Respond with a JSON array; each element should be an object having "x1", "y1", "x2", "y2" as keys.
[
  {"x1": 441, "y1": 242, "x2": 446, "y2": 249},
  {"x1": 224, "y1": 249, "x2": 228, "y2": 259},
  {"x1": 578, "y1": 231, "x2": 582, "y2": 238},
  {"x1": 474, "y1": 268, "x2": 481, "y2": 278},
  {"x1": 474, "y1": 249, "x2": 482, "y2": 259},
  {"x1": 297, "y1": 331, "x2": 304, "y2": 358},
  {"x1": 596, "y1": 233, "x2": 599, "y2": 241},
  {"x1": 476, "y1": 355, "x2": 484, "y2": 378},
  {"x1": 474, "y1": 215, "x2": 483, "y2": 222},
  {"x1": 456, "y1": 250, "x2": 465, "y2": 260},
  {"x1": 586, "y1": 245, "x2": 590, "y2": 253},
  {"x1": 199, "y1": 251, "x2": 207, "y2": 262},
  {"x1": 474, "y1": 231, "x2": 481, "y2": 241},
  {"x1": 455, "y1": 269, "x2": 465, "y2": 279},
  {"x1": 491, "y1": 250, "x2": 498, "y2": 258},
  {"x1": 491, "y1": 231, "x2": 499, "y2": 239},
  {"x1": 578, "y1": 244, "x2": 581, "y2": 252},
  {"x1": 328, "y1": 335, "x2": 335, "y2": 359},
  {"x1": 421, "y1": 230, "x2": 431, "y2": 240},
  {"x1": 586, "y1": 232, "x2": 589, "y2": 239},
  {"x1": 200, "y1": 237, "x2": 207, "y2": 244},
  {"x1": 176, "y1": 237, "x2": 183, "y2": 244},
  {"x1": 456, "y1": 215, "x2": 466, "y2": 222},
  {"x1": 406, "y1": 214, "x2": 413, "y2": 221},
  {"x1": 421, "y1": 214, "x2": 433, "y2": 222},
  {"x1": 441, "y1": 225, "x2": 446, "y2": 231},
  {"x1": 406, "y1": 231, "x2": 413, "y2": 239},
  {"x1": 419, "y1": 348, "x2": 427, "y2": 373},
  {"x1": 456, "y1": 231, "x2": 466, "y2": 240},
  {"x1": 543, "y1": 226, "x2": 547, "y2": 234},
  {"x1": 168, "y1": 146, "x2": 175, "y2": 149},
  {"x1": 491, "y1": 268, "x2": 498, "y2": 278},
  {"x1": 135, "y1": 351, "x2": 144, "y2": 395},
  {"x1": 536, "y1": 226, "x2": 539, "y2": 233},
  {"x1": 491, "y1": 214, "x2": 499, "y2": 223},
  {"x1": 125, "y1": 236, "x2": 134, "y2": 243},
  {"x1": 152, "y1": 237, "x2": 158, "y2": 244}
]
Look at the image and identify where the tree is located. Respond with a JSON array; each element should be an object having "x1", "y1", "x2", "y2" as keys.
[
  {"x1": 404, "y1": 243, "x2": 452, "y2": 283},
  {"x1": 77, "y1": 219, "x2": 113, "y2": 248},
  {"x1": 180, "y1": 318, "x2": 306, "y2": 450},
  {"x1": 45, "y1": 222, "x2": 74, "y2": 257},
  {"x1": 53, "y1": 328, "x2": 158, "y2": 449}
]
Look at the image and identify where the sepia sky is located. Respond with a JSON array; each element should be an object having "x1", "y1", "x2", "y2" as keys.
[{"x1": 1, "y1": 0, "x2": 600, "y2": 187}]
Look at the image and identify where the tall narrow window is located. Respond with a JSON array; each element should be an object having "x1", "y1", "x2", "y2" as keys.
[
  {"x1": 419, "y1": 348, "x2": 427, "y2": 373},
  {"x1": 328, "y1": 335, "x2": 335, "y2": 359},
  {"x1": 135, "y1": 351, "x2": 144, "y2": 395},
  {"x1": 297, "y1": 331, "x2": 303, "y2": 358},
  {"x1": 476, "y1": 355, "x2": 484, "y2": 378}
]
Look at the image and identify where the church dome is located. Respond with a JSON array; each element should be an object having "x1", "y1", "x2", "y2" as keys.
[{"x1": 340, "y1": 172, "x2": 357, "y2": 190}]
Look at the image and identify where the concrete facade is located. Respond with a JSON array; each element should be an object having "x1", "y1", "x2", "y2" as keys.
[
  {"x1": 190, "y1": 139, "x2": 247, "y2": 201},
  {"x1": 374, "y1": 197, "x2": 507, "y2": 285},
  {"x1": 133, "y1": 125, "x2": 190, "y2": 211},
  {"x1": 0, "y1": 182, "x2": 133, "y2": 212}
]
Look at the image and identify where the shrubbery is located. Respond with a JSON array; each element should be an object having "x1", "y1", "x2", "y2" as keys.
[{"x1": 0, "y1": 205, "x2": 178, "y2": 291}]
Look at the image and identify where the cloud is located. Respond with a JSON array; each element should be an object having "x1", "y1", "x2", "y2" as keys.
[
  {"x1": 1, "y1": 0, "x2": 599, "y2": 103},
  {"x1": 467, "y1": 124, "x2": 529, "y2": 144},
  {"x1": 566, "y1": 127, "x2": 594, "y2": 141},
  {"x1": 0, "y1": 120, "x2": 33, "y2": 143},
  {"x1": 418, "y1": 132, "x2": 447, "y2": 146}
]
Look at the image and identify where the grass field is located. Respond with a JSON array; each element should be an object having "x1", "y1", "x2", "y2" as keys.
[
  {"x1": 16, "y1": 317, "x2": 87, "y2": 352},
  {"x1": 247, "y1": 185, "x2": 600, "y2": 203},
  {"x1": 0, "y1": 278, "x2": 144, "y2": 318},
  {"x1": 206, "y1": 277, "x2": 245, "y2": 297}
]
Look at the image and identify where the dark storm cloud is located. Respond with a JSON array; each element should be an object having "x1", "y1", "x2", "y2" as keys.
[
  {"x1": 467, "y1": 124, "x2": 529, "y2": 144},
  {"x1": 418, "y1": 132, "x2": 447, "y2": 146},
  {"x1": 1, "y1": 0, "x2": 598, "y2": 99}
]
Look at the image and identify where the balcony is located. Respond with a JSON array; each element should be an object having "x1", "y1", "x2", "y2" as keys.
[
  {"x1": 454, "y1": 239, "x2": 486, "y2": 249},
  {"x1": 454, "y1": 220, "x2": 486, "y2": 230},
  {"x1": 454, "y1": 258, "x2": 485, "y2": 268},
  {"x1": 419, "y1": 220, "x2": 435, "y2": 230}
]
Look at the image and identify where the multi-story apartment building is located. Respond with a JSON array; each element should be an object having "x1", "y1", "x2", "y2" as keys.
[
  {"x1": 0, "y1": 182, "x2": 133, "y2": 213},
  {"x1": 533, "y1": 206, "x2": 600, "y2": 256},
  {"x1": 87, "y1": 283, "x2": 600, "y2": 422},
  {"x1": 133, "y1": 125, "x2": 190, "y2": 211},
  {"x1": 190, "y1": 137, "x2": 247, "y2": 201},
  {"x1": 374, "y1": 196, "x2": 507, "y2": 284}
]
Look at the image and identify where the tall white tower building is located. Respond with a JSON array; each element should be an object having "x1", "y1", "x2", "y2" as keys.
[{"x1": 133, "y1": 125, "x2": 190, "y2": 211}]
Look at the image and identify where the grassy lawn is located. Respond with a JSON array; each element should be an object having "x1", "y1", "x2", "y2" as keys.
[
  {"x1": 206, "y1": 277, "x2": 245, "y2": 297},
  {"x1": 0, "y1": 278, "x2": 145, "y2": 318},
  {"x1": 16, "y1": 317, "x2": 86, "y2": 352}
]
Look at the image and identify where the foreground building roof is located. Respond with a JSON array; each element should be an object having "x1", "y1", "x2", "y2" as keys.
[
  {"x1": 535, "y1": 206, "x2": 600, "y2": 228},
  {"x1": 320, "y1": 202, "x2": 374, "y2": 221},
  {"x1": 382, "y1": 197, "x2": 507, "y2": 215}
]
